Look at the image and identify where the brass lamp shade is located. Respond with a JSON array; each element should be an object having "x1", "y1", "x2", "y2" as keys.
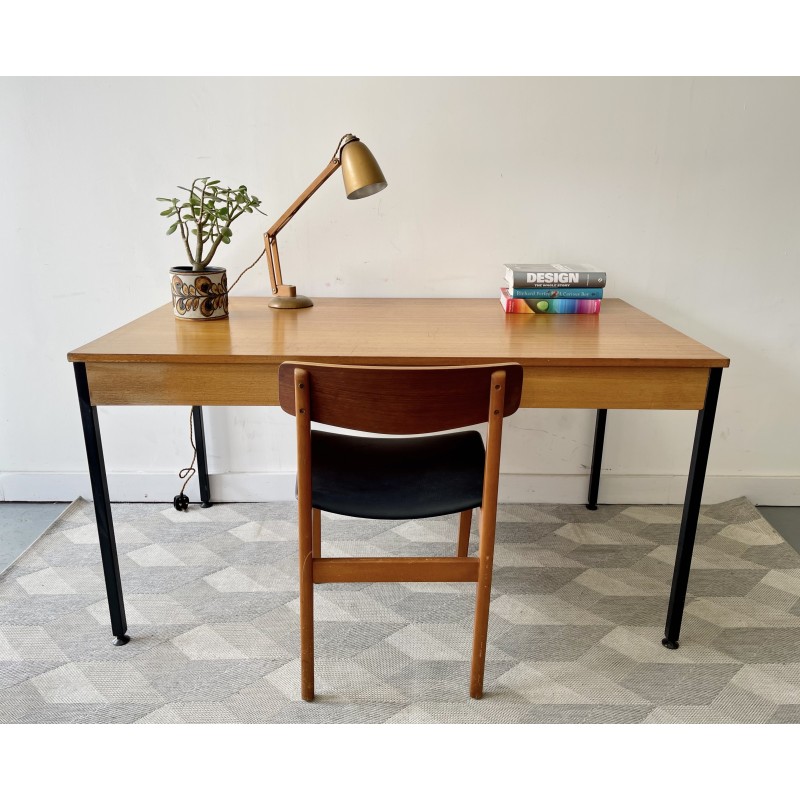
[{"x1": 341, "y1": 140, "x2": 388, "y2": 199}]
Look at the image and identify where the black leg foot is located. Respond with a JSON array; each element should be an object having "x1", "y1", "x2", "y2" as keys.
[
  {"x1": 200, "y1": 501, "x2": 213, "y2": 509},
  {"x1": 586, "y1": 503, "x2": 598, "y2": 511},
  {"x1": 113, "y1": 635, "x2": 131, "y2": 646},
  {"x1": 661, "y1": 637, "x2": 679, "y2": 650}
]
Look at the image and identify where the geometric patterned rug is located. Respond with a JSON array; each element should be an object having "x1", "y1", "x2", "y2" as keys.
[{"x1": 1, "y1": 497, "x2": 799, "y2": 724}]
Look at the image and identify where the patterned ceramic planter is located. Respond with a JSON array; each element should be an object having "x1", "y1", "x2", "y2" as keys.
[{"x1": 170, "y1": 266, "x2": 229, "y2": 320}]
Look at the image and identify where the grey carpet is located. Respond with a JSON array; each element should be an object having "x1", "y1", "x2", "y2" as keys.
[{"x1": 1, "y1": 497, "x2": 799, "y2": 723}]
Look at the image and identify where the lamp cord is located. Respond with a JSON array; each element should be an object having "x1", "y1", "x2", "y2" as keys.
[
  {"x1": 177, "y1": 131, "x2": 361, "y2": 507},
  {"x1": 331, "y1": 132, "x2": 357, "y2": 162},
  {"x1": 225, "y1": 247, "x2": 265, "y2": 295},
  {"x1": 175, "y1": 248, "x2": 264, "y2": 509},
  {"x1": 178, "y1": 407, "x2": 197, "y2": 492},
  {"x1": 173, "y1": 410, "x2": 198, "y2": 511},
  {"x1": 222, "y1": 131, "x2": 357, "y2": 298}
]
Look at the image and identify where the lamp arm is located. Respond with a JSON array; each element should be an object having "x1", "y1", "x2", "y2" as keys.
[
  {"x1": 264, "y1": 231, "x2": 279, "y2": 294},
  {"x1": 263, "y1": 158, "x2": 342, "y2": 295},
  {"x1": 263, "y1": 134, "x2": 361, "y2": 296},
  {"x1": 267, "y1": 158, "x2": 342, "y2": 241}
]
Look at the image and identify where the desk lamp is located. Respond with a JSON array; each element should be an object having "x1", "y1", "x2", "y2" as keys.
[{"x1": 264, "y1": 133, "x2": 388, "y2": 309}]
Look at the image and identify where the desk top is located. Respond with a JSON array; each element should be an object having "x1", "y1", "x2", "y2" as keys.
[{"x1": 68, "y1": 297, "x2": 729, "y2": 369}]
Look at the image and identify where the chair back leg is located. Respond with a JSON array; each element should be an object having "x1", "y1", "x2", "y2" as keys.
[
  {"x1": 312, "y1": 508, "x2": 322, "y2": 559},
  {"x1": 457, "y1": 509, "x2": 473, "y2": 557}
]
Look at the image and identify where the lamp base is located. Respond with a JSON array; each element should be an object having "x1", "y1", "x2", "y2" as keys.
[{"x1": 269, "y1": 294, "x2": 314, "y2": 309}]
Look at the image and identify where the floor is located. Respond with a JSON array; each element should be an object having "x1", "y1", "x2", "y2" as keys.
[
  {"x1": 0, "y1": 502, "x2": 798, "y2": 573},
  {"x1": 758, "y1": 506, "x2": 800, "y2": 553},
  {"x1": 5, "y1": 495, "x2": 800, "y2": 724},
  {"x1": 0, "y1": 502, "x2": 69, "y2": 572}
]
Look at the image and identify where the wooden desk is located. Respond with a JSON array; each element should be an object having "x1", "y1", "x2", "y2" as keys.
[{"x1": 68, "y1": 298, "x2": 729, "y2": 649}]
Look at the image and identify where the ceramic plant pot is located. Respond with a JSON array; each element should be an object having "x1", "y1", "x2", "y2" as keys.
[{"x1": 170, "y1": 266, "x2": 228, "y2": 320}]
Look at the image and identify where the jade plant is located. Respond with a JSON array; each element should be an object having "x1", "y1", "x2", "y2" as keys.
[{"x1": 157, "y1": 177, "x2": 266, "y2": 271}]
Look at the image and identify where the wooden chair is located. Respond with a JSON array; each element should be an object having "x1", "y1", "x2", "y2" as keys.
[{"x1": 278, "y1": 361, "x2": 523, "y2": 701}]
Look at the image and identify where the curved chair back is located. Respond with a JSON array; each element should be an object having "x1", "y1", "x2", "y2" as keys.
[{"x1": 278, "y1": 362, "x2": 523, "y2": 434}]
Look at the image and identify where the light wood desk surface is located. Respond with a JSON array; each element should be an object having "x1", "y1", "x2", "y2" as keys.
[{"x1": 69, "y1": 297, "x2": 729, "y2": 410}]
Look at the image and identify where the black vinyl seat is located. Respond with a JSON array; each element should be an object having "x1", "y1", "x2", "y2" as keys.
[{"x1": 310, "y1": 429, "x2": 486, "y2": 519}]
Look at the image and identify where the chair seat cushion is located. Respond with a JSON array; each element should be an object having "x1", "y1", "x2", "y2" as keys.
[{"x1": 310, "y1": 429, "x2": 486, "y2": 519}]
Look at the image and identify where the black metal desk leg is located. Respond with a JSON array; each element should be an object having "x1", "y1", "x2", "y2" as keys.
[
  {"x1": 662, "y1": 367, "x2": 723, "y2": 649},
  {"x1": 192, "y1": 406, "x2": 213, "y2": 508},
  {"x1": 586, "y1": 409, "x2": 607, "y2": 510},
  {"x1": 74, "y1": 363, "x2": 130, "y2": 646}
]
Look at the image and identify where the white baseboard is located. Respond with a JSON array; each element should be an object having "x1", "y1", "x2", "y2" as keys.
[
  {"x1": 499, "y1": 474, "x2": 800, "y2": 505},
  {"x1": 2, "y1": 471, "x2": 799, "y2": 505},
  {"x1": 0, "y1": 472, "x2": 295, "y2": 503}
]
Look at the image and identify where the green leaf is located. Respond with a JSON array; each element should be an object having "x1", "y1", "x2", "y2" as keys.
[
  {"x1": 222, "y1": 236, "x2": 231, "y2": 244},
  {"x1": 246, "y1": 207, "x2": 253, "y2": 213},
  {"x1": 160, "y1": 208, "x2": 174, "y2": 216},
  {"x1": 166, "y1": 222, "x2": 179, "y2": 235},
  {"x1": 156, "y1": 197, "x2": 171, "y2": 202},
  {"x1": 207, "y1": 179, "x2": 220, "y2": 186}
]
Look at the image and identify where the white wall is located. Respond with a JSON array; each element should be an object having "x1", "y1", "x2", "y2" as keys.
[{"x1": 1, "y1": 77, "x2": 799, "y2": 504}]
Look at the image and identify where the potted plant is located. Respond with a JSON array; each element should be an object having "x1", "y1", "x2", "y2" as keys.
[{"x1": 158, "y1": 178, "x2": 266, "y2": 320}]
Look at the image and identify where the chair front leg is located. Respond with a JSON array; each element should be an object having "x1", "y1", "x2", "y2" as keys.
[
  {"x1": 470, "y1": 369, "x2": 506, "y2": 699},
  {"x1": 295, "y1": 367, "x2": 315, "y2": 701},
  {"x1": 470, "y1": 504, "x2": 497, "y2": 699}
]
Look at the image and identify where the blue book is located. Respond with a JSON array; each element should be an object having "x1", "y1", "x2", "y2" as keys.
[{"x1": 508, "y1": 287, "x2": 604, "y2": 299}]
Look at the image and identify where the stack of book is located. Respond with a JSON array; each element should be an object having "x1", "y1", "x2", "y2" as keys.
[{"x1": 500, "y1": 264, "x2": 606, "y2": 314}]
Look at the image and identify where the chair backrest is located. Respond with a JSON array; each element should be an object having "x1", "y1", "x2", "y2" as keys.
[{"x1": 278, "y1": 362, "x2": 523, "y2": 435}]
